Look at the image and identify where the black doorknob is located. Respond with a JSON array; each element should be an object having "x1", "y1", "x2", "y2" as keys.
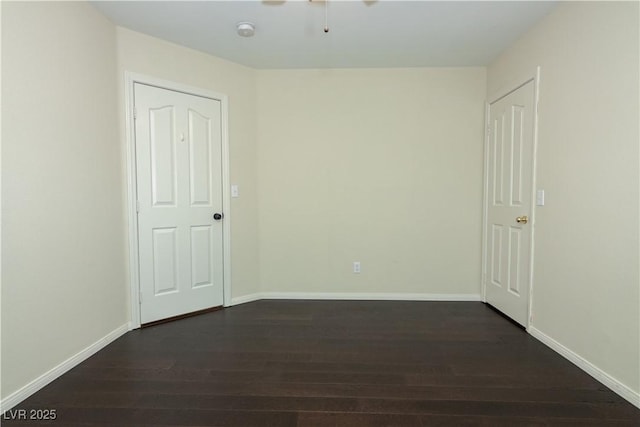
[{"x1": 213, "y1": 213, "x2": 223, "y2": 221}]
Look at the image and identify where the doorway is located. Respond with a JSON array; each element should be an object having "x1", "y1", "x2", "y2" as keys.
[
  {"x1": 125, "y1": 74, "x2": 231, "y2": 327},
  {"x1": 483, "y1": 70, "x2": 539, "y2": 327}
]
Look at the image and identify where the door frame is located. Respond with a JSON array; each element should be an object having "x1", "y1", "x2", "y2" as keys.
[
  {"x1": 124, "y1": 72, "x2": 232, "y2": 329},
  {"x1": 481, "y1": 66, "x2": 540, "y2": 329}
]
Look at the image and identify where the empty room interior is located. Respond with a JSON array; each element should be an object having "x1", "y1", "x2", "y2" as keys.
[{"x1": 1, "y1": 0, "x2": 639, "y2": 425}]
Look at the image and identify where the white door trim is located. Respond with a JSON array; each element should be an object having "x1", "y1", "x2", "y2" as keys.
[
  {"x1": 124, "y1": 72, "x2": 232, "y2": 329},
  {"x1": 481, "y1": 66, "x2": 541, "y2": 328}
]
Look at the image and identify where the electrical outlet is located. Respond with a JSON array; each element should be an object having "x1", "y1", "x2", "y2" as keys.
[{"x1": 353, "y1": 261, "x2": 361, "y2": 274}]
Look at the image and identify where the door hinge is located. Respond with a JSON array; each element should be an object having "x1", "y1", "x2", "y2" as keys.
[
  {"x1": 139, "y1": 291, "x2": 143, "y2": 304},
  {"x1": 133, "y1": 107, "x2": 137, "y2": 120},
  {"x1": 136, "y1": 200, "x2": 140, "y2": 213}
]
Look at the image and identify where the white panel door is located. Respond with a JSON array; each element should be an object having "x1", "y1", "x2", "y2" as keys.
[
  {"x1": 134, "y1": 83, "x2": 224, "y2": 324},
  {"x1": 485, "y1": 80, "x2": 535, "y2": 327}
]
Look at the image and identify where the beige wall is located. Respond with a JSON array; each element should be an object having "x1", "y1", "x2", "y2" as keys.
[
  {"x1": 256, "y1": 68, "x2": 486, "y2": 295},
  {"x1": 116, "y1": 28, "x2": 260, "y2": 301},
  {"x1": 488, "y1": 1, "x2": 639, "y2": 394},
  {"x1": 1, "y1": 0, "x2": 4, "y2": 401},
  {"x1": 1, "y1": 1, "x2": 127, "y2": 398}
]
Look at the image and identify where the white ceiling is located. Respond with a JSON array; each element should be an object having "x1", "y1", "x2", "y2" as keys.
[{"x1": 91, "y1": 0, "x2": 558, "y2": 69}]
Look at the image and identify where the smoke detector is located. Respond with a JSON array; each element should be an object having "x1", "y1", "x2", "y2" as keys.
[{"x1": 237, "y1": 22, "x2": 255, "y2": 37}]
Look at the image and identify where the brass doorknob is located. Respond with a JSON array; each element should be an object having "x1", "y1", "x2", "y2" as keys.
[{"x1": 516, "y1": 216, "x2": 528, "y2": 224}]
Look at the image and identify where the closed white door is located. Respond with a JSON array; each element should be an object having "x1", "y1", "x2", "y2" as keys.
[
  {"x1": 485, "y1": 80, "x2": 536, "y2": 327},
  {"x1": 134, "y1": 83, "x2": 224, "y2": 324}
]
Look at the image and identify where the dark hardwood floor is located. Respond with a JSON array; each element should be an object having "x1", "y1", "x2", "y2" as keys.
[{"x1": 3, "y1": 300, "x2": 639, "y2": 426}]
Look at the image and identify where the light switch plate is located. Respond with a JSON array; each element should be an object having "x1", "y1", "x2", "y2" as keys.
[
  {"x1": 231, "y1": 185, "x2": 239, "y2": 198},
  {"x1": 536, "y1": 189, "x2": 545, "y2": 206}
]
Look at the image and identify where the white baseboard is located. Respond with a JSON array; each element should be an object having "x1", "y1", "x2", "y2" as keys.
[
  {"x1": 233, "y1": 291, "x2": 481, "y2": 302},
  {"x1": 229, "y1": 293, "x2": 263, "y2": 306},
  {"x1": 528, "y1": 326, "x2": 640, "y2": 409},
  {"x1": 0, "y1": 323, "x2": 129, "y2": 413},
  {"x1": 261, "y1": 292, "x2": 482, "y2": 301}
]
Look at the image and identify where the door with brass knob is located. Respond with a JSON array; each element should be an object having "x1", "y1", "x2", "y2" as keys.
[{"x1": 483, "y1": 77, "x2": 537, "y2": 327}]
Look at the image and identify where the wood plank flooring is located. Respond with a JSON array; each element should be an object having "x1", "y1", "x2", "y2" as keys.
[{"x1": 3, "y1": 300, "x2": 639, "y2": 426}]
